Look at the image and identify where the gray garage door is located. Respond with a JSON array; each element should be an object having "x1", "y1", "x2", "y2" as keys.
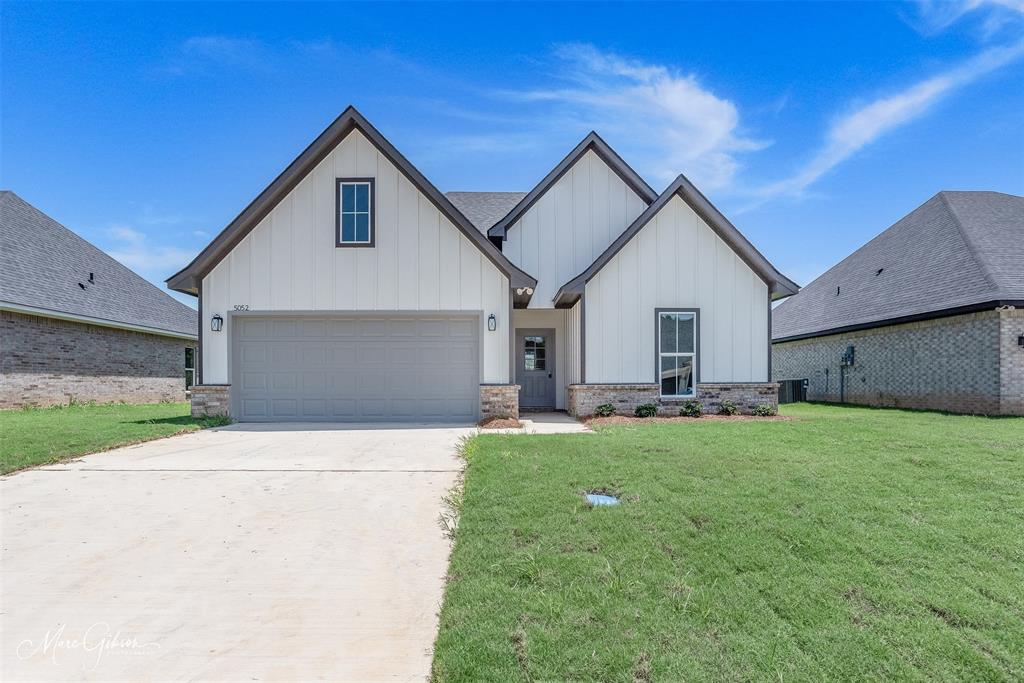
[{"x1": 232, "y1": 315, "x2": 480, "y2": 422}]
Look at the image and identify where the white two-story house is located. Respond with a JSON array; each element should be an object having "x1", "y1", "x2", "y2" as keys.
[{"x1": 169, "y1": 107, "x2": 797, "y2": 422}]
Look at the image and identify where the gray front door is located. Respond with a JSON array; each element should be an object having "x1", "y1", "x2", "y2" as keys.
[
  {"x1": 232, "y1": 314, "x2": 480, "y2": 422},
  {"x1": 516, "y1": 328, "x2": 555, "y2": 408}
]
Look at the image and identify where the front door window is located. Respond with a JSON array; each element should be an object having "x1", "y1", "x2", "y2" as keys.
[{"x1": 523, "y1": 335, "x2": 546, "y2": 371}]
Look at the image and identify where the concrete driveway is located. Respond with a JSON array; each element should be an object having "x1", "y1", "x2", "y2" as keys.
[{"x1": 1, "y1": 423, "x2": 472, "y2": 682}]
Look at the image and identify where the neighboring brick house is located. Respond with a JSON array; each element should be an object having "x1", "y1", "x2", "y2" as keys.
[
  {"x1": 773, "y1": 191, "x2": 1024, "y2": 416},
  {"x1": 1, "y1": 191, "x2": 198, "y2": 408}
]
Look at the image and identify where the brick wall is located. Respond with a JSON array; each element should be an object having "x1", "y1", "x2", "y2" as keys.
[
  {"x1": 191, "y1": 384, "x2": 231, "y2": 417},
  {"x1": 480, "y1": 384, "x2": 519, "y2": 420},
  {"x1": 772, "y1": 309, "x2": 1005, "y2": 415},
  {"x1": 1000, "y1": 308, "x2": 1024, "y2": 416},
  {"x1": 0, "y1": 311, "x2": 193, "y2": 409},
  {"x1": 567, "y1": 383, "x2": 779, "y2": 417}
]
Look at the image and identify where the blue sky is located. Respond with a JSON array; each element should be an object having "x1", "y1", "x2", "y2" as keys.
[{"x1": 3, "y1": 1, "x2": 1022, "y2": 307}]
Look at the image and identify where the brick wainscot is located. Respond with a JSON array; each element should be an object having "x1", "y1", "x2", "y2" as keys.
[
  {"x1": 568, "y1": 383, "x2": 779, "y2": 417},
  {"x1": 191, "y1": 384, "x2": 231, "y2": 417},
  {"x1": 480, "y1": 384, "x2": 520, "y2": 420}
]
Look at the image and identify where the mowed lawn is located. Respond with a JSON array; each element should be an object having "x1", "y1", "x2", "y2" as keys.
[
  {"x1": 0, "y1": 402, "x2": 228, "y2": 474},
  {"x1": 433, "y1": 404, "x2": 1024, "y2": 681}
]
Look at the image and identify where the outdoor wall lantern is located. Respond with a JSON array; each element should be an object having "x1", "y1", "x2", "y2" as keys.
[
  {"x1": 211, "y1": 314, "x2": 224, "y2": 332},
  {"x1": 1018, "y1": 334, "x2": 1024, "y2": 347},
  {"x1": 487, "y1": 314, "x2": 497, "y2": 332}
]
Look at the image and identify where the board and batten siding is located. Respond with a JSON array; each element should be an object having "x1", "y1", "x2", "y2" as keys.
[
  {"x1": 503, "y1": 150, "x2": 647, "y2": 308},
  {"x1": 584, "y1": 195, "x2": 769, "y2": 384},
  {"x1": 201, "y1": 129, "x2": 511, "y2": 385}
]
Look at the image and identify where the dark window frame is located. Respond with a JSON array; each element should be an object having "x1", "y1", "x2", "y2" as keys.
[
  {"x1": 335, "y1": 177, "x2": 376, "y2": 248},
  {"x1": 655, "y1": 308, "x2": 700, "y2": 398},
  {"x1": 185, "y1": 346, "x2": 196, "y2": 389}
]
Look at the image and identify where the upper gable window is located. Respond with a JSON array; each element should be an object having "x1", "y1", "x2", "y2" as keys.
[{"x1": 336, "y1": 178, "x2": 375, "y2": 247}]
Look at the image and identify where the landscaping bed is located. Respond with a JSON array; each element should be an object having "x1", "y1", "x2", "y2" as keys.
[
  {"x1": 0, "y1": 402, "x2": 229, "y2": 474},
  {"x1": 432, "y1": 402, "x2": 1024, "y2": 681},
  {"x1": 586, "y1": 413, "x2": 791, "y2": 426}
]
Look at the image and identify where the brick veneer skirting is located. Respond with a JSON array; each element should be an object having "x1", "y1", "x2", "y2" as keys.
[
  {"x1": 567, "y1": 383, "x2": 779, "y2": 417},
  {"x1": 773, "y1": 308, "x2": 1023, "y2": 416},
  {"x1": 480, "y1": 384, "x2": 519, "y2": 420},
  {"x1": 191, "y1": 385, "x2": 231, "y2": 417},
  {"x1": 0, "y1": 310, "x2": 192, "y2": 409}
]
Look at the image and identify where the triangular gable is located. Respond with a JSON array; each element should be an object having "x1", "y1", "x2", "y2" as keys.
[
  {"x1": 553, "y1": 174, "x2": 799, "y2": 306},
  {"x1": 167, "y1": 106, "x2": 537, "y2": 295},
  {"x1": 486, "y1": 132, "x2": 658, "y2": 240}
]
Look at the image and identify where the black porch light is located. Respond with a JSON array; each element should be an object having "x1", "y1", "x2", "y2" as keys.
[
  {"x1": 487, "y1": 313, "x2": 497, "y2": 332},
  {"x1": 211, "y1": 314, "x2": 224, "y2": 332}
]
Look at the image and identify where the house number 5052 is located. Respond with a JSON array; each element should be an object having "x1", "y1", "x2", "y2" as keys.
[{"x1": 233, "y1": 305, "x2": 249, "y2": 311}]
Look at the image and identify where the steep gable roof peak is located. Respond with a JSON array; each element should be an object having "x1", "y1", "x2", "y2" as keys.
[
  {"x1": 167, "y1": 106, "x2": 536, "y2": 295},
  {"x1": 487, "y1": 131, "x2": 658, "y2": 238}
]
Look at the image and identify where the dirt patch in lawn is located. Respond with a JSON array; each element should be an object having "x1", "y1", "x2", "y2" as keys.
[
  {"x1": 478, "y1": 417, "x2": 524, "y2": 429},
  {"x1": 586, "y1": 414, "x2": 792, "y2": 426}
]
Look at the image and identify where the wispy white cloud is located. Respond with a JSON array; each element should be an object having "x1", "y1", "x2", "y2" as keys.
[
  {"x1": 755, "y1": 41, "x2": 1024, "y2": 200},
  {"x1": 104, "y1": 224, "x2": 197, "y2": 277},
  {"x1": 494, "y1": 44, "x2": 767, "y2": 189},
  {"x1": 913, "y1": 0, "x2": 1024, "y2": 35}
]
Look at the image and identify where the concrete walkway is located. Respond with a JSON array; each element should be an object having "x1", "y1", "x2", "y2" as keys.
[
  {"x1": 490, "y1": 412, "x2": 593, "y2": 434},
  {"x1": 1, "y1": 423, "x2": 472, "y2": 682}
]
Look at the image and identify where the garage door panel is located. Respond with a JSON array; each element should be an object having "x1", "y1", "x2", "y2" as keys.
[
  {"x1": 234, "y1": 315, "x2": 480, "y2": 422},
  {"x1": 330, "y1": 399, "x2": 357, "y2": 418},
  {"x1": 449, "y1": 319, "x2": 477, "y2": 338},
  {"x1": 271, "y1": 399, "x2": 298, "y2": 417},
  {"x1": 272, "y1": 373, "x2": 298, "y2": 391},
  {"x1": 326, "y1": 344, "x2": 357, "y2": 365},
  {"x1": 242, "y1": 399, "x2": 268, "y2": 417},
  {"x1": 301, "y1": 399, "x2": 326, "y2": 417},
  {"x1": 240, "y1": 372, "x2": 267, "y2": 391}
]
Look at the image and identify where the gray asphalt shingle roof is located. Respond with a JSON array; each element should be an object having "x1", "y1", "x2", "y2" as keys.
[
  {"x1": 1, "y1": 191, "x2": 197, "y2": 337},
  {"x1": 445, "y1": 192, "x2": 526, "y2": 232},
  {"x1": 772, "y1": 191, "x2": 1024, "y2": 341}
]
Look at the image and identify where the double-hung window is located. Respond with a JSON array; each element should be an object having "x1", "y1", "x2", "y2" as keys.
[
  {"x1": 657, "y1": 310, "x2": 698, "y2": 397},
  {"x1": 336, "y1": 178, "x2": 374, "y2": 246}
]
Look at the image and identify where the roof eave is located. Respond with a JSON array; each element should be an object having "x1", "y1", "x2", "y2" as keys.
[{"x1": 772, "y1": 299, "x2": 1024, "y2": 343}]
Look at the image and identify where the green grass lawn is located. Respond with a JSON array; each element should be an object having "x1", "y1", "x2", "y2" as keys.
[
  {"x1": 0, "y1": 402, "x2": 228, "y2": 474},
  {"x1": 433, "y1": 403, "x2": 1024, "y2": 681}
]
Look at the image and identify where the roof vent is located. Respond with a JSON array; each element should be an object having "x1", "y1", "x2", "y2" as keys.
[
  {"x1": 836, "y1": 286, "x2": 840, "y2": 296},
  {"x1": 875, "y1": 268, "x2": 884, "y2": 276},
  {"x1": 88, "y1": 272, "x2": 95, "y2": 283},
  {"x1": 78, "y1": 282, "x2": 86, "y2": 290}
]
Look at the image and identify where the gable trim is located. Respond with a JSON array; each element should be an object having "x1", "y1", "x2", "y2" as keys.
[
  {"x1": 166, "y1": 106, "x2": 537, "y2": 295},
  {"x1": 486, "y1": 132, "x2": 658, "y2": 239},
  {"x1": 553, "y1": 174, "x2": 800, "y2": 307}
]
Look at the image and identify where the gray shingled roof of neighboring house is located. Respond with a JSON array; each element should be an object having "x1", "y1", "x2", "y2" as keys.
[
  {"x1": 0, "y1": 191, "x2": 197, "y2": 338},
  {"x1": 772, "y1": 191, "x2": 1024, "y2": 342},
  {"x1": 446, "y1": 191, "x2": 527, "y2": 233}
]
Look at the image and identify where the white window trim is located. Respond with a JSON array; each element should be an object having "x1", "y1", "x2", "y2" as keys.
[{"x1": 656, "y1": 308, "x2": 699, "y2": 398}]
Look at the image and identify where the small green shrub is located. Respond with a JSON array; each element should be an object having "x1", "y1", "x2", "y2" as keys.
[
  {"x1": 594, "y1": 403, "x2": 616, "y2": 417},
  {"x1": 752, "y1": 403, "x2": 776, "y2": 417},
  {"x1": 680, "y1": 400, "x2": 703, "y2": 417},
  {"x1": 718, "y1": 400, "x2": 739, "y2": 416},
  {"x1": 634, "y1": 403, "x2": 659, "y2": 418}
]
